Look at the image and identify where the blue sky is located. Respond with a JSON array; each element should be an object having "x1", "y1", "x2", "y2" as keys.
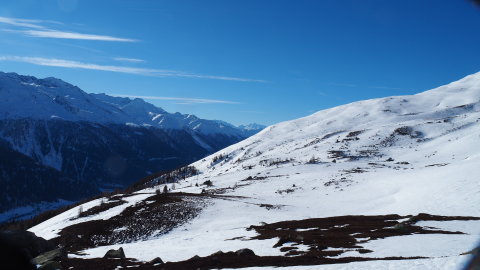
[{"x1": 1, "y1": 0, "x2": 480, "y2": 126}]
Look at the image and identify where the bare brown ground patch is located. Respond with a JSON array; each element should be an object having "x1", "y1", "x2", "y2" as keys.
[
  {"x1": 58, "y1": 213, "x2": 479, "y2": 270},
  {"x1": 57, "y1": 192, "x2": 209, "y2": 252}
]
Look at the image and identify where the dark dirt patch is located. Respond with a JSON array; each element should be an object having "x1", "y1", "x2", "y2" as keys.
[
  {"x1": 259, "y1": 158, "x2": 295, "y2": 167},
  {"x1": 244, "y1": 175, "x2": 267, "y2": 181},
  {"x1": 378, "y1": 126, "x2": 423, "y2": 147},
  {"x1": 342, "y1": 167, "x2": 367, "y2": 174},
  {"x1": 342, "y1": 130, "x2": 364, "y2": 142},
  {"x1": 425, "y1": 163, "x2": 449, "y2": 167},
  {"x1": 58, "y1": 192, "x2": 208, "y2": 252},
  {"x1": 258, "y1": 204, "x2": 283, "y2": 210},
  {"x1": 328, "y1": 150, "x2": 348, "y2": 159},
  {"x1": 302, "y1": 131, "x2": 346, "y2": 149},
  {"x1": 346, "y1": 130, "x2": 364, "y2": 138},
  {"x1": 247, "y1": 213, "x2": 479, "y2": 258},
  {"x1": 243, "y1": 174, "x2": 285, "y2": 182},
  {"x1": 324, "y1": 177, "x2": 353, "y2": 188},
  {"x1": 275, "y1": 188, "x2": 297, "y2": 195},
  {"x1": 54, "y1": 213, "x2": 479, "y2": 270},
  {"x1": 62, "y1": 251, "x2": 426, "y2": 270},
  {"x1": 327, "y1": 149, "x2": 379, "y2": 161},
  {"x1": 321, "y1": 131, "x2": 346, "y2": 140},
  {"x1": 357, "y1": 149, "x2": 382, "y2": 158},
  {"x1": 76, "y1": 199, "x2": 127, "y2": 219}
]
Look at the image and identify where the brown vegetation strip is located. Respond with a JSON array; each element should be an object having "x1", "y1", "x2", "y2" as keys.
[
  {"x1": 57, "y1": 192, "x2": 208, "y2": 252},
  {"x1": 76, "y1": 199, "x2": 126, "y2": 219},
  {"x1": 248, "y1": 213, "x2": 479, "y2": 257},
  {"x1": 58, "y1": 213, "x2": 479, "y2": 270}
]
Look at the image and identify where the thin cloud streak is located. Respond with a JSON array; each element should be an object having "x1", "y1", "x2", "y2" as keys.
[
  {"x1": 112, "y1": 94, "x2": 240, "y2": 104},
  {"x1": 113, "y1": 57, "x2": 145, "y2": 63},
  {"x1": 0, "y1": 16, "x2": 136, "y2": 42},
  {"x1": 0, "y1": 16, "x2": 46, "y2": 29},
  {"x1": 0, "y1": 56, "x2": 264, "y2": 82},
  {"x1": 20, "y1": 30, "x2": 137, "y2": 42}
]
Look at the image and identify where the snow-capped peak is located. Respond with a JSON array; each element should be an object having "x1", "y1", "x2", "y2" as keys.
[{"x1": 0, "y1": 71, "x2": 258, "y2": 137}]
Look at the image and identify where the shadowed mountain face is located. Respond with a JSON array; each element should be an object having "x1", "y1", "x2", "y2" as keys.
[
  {"x1": 0, "y1": 72, "x2": 265, "y2": 221},
  {"x1": 0, "y1": 137, "x2": 95, "y2": 212}
]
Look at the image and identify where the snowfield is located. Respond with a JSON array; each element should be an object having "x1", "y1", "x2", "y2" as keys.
[
  {"x1": 228, "y1": 256, "x2": 472, "y2": 270},
  {"x1": 30, "y1": 72, "x2": 480, "y2": 269}
]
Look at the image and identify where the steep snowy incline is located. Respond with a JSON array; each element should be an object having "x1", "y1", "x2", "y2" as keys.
[{"x1": 29, "y1": 72, "x2": 480, "y2": 269}]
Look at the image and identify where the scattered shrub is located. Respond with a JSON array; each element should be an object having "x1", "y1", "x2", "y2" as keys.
[
  {"x1": 306, "y1": 156, "x2": 318, "y2": 164},
  {"x1": 203, "y1": 180, "x2": 213, "y2": 187}
]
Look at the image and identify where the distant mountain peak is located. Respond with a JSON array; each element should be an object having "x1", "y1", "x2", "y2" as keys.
[
  {"x1": 238, "y1": 123, "x2": 266, "y2": 130},
  {"x1": 0, "y1": 71, "x2": 262, "y2": 138}
]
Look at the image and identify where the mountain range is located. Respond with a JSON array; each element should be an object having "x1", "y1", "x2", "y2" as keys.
[
  {"x1": 0, "y1": 71, "x2": 264, "y2": 221},
  {"x1": 24, "y1": 72, "x2": 480, "y2": 269}
]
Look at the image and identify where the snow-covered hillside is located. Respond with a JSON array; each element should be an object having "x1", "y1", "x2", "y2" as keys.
[{"x1": 29, "y1": 72, "x2": 480, "y2": 269}]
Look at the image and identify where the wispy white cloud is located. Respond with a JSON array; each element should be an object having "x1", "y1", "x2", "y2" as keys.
[
  {"x1": 19, "y1": 30, "x2": 137, "y2": 42},
  {"x1": 0, "y1": 16, "x2": 136, "y2": 42},
  {"x1": 113, "y1": 57, "x2": 145, "y2": 63},
  {"x1": 0, "y1": 56, "x2": 264, "y2": 82},
  {"x1": 111, "y1": 94, "x2": 240, "y2": 104},
  {"x1": 0, "y1": 16, "x2": 46, "y2": 29}
]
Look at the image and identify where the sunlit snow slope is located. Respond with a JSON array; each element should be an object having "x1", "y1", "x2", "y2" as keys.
[{"x1": 30, "y1": 72, "x2": 480, "y2": 269}]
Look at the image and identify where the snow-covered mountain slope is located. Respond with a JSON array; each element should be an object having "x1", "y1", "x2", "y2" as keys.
[{"x1": 29, "y1": 72, "x2": 480, "y2": 269}]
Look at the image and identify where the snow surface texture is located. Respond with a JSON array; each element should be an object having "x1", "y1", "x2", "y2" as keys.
[
  {"x1": 225, "y1": 256, "x2": 471, "y2": 270},
  {"x1": 0, "y1": 71, "x2": 264, "y2": 136},
  {"x1": 30, "y1": 72, "x2": 480, "y2": 269}
]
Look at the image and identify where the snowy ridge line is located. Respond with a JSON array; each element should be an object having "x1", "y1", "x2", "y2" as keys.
[{"x1": 0, "y1": 71, "x2": 265, "y2": 137}]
